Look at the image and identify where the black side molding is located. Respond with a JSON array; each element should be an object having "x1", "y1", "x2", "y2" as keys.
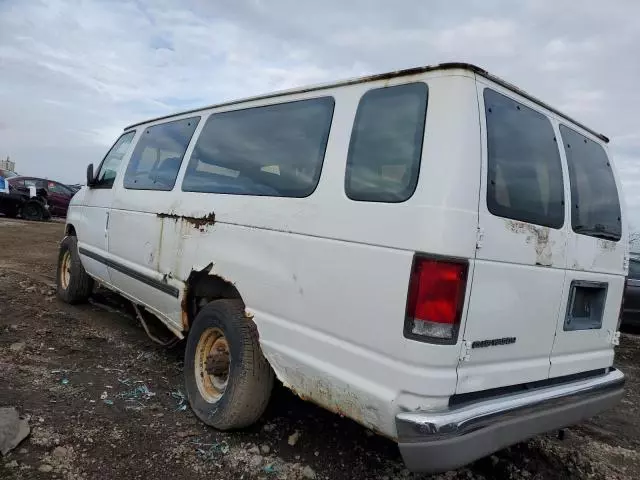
[{"x1": 79, "y1": 247, "x2": 180, "y2": 298}]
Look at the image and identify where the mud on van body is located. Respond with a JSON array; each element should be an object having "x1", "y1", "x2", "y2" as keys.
[{"x1": 57, "y1": 63, "x2": 626, "y2": 472}]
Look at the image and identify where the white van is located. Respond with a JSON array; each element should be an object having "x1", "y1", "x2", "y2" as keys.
[{"x1": 57, "y1": 63, "x2": 626, "y2": 472}]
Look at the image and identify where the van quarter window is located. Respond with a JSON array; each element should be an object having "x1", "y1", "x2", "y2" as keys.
[
  {"x1": 124, "y1": 117, "x2": 199, "y2": 191},
  {"x1": 560, "y1": 125, "x2": 622, "y2": 241},
  {"x1": 94, "y1": 131, "x2": 136, "y2": 188},
  {"x1": 345, "y1": 83, "x2": 428, "y2": 203},
  {"x1": 181, "y1": 97, "x2": 334, "y2": 197},
  {"x1": 484, "y1": 89, "x2": 564, "y2": 228}
]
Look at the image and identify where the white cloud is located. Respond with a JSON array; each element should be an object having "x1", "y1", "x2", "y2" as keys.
[
  {"x1": 431, "y1": 18, "x2": 518, "y2": 57},
  {"x1": 0, "y1": 0, "x2": 639, "y2": 227}
]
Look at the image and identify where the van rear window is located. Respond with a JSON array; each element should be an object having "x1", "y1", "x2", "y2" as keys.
[
  {"x1": 560, "y1": 125, "x2": 621, "y2": 241},
  {"x1": 182, "y1": 97, "x2": 334, "y2": 197},
  {"x1": 484, "y1": 89, "x2": 564, "y2": 228}
]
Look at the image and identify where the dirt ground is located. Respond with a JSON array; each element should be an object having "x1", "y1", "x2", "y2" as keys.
[{"x1": 0, "y1": 218, "x2": 638, "y2": 480}]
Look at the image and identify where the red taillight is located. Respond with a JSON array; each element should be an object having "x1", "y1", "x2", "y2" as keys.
[{"x1": 405, "y1": 257, "x2": 468, "y2": 343}]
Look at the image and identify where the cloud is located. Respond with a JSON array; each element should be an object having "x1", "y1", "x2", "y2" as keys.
[
  {"x1": 0, "y1": 0, "x2": 639, "y2": 227},
  {"x1": 431, "y1": 18, "x2": 518, "y2": 57}
]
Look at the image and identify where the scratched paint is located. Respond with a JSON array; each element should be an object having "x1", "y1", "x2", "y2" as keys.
[
  {"x1": 506, "y1": 220, "x2": 554, "y2": 266},
  {"x1": 266, "y1": 354, "x2": 384, "y2": 436},
  {"x1": 598, "y1": 238, "x2": 617, "y2": 253}
]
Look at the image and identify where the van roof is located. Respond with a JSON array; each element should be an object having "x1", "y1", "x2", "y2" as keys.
[{"x1": 124, "y1": 62, "x2": 609, "y2": 143}]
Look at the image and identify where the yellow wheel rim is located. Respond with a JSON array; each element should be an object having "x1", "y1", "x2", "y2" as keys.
[
  {"x1": 195, "y1": 328, "x2": 230, "y2": 403},
  {"x1": 60, "y1": 251, "x2": 72, "y2": 289}
]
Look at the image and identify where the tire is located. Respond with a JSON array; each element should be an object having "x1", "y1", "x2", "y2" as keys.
[
  {"x1": 56, "y1": 236, "x2": 94, "y2": 304},
  {"x1": 21, "y1": 200, "x2": 44, "y2": 221},
  {"x1": 184, "y1": 299, "x2": 274, "y2": 430}
]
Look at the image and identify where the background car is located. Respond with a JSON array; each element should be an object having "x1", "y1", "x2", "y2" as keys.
[
  {"x1": 0, "y1": 182, "x2": 51, "y2": 221},
  {"x1": 8, "y1": 176, "x2": 76, "y2": 217},
  {"x1": 622, "y1": 257, "x2": 640, "y2": 328}
]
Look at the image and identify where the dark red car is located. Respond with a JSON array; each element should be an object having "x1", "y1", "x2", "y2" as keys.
[{"x1": 7, "y1": 177, "x2": 76, "y2": 217}]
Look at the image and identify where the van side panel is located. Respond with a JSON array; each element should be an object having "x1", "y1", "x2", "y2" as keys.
[{"x1": 151, "y1": 71, "x2": 481, "y2": 438}]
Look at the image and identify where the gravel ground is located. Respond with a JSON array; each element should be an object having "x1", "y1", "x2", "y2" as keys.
[{"x1": 0, "y1": 217, "x2": 639, "y2": 480}]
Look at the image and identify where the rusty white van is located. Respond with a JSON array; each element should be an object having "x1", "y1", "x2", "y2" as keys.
[{"x1": 57, "y1": 63, "x2": 626, "y2": 472}]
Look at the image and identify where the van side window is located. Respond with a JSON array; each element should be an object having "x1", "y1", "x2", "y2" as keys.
[
  {"x1": 345, "y1": 83, "x2": 428, "y2": 202},
  {"x1": 124, "y1": 117, "x2": 199, "y2": 191},
  {"x1": 560, "y1": 125, "x2": 621, "y2": 241},
  {"x1": 484, "y1": 89, "x2": 564, "y2": 228},
  {"x1": 182, "y1": 97, "x2": 334, "y2": 197},
  {"x1": 94, "y1": 131, "x2": 136, "y2": 188}
]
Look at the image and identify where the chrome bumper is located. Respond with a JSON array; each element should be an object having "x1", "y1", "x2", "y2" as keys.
[{"x1": 396, "y1": 369, "x2": 625, "y2": 473}]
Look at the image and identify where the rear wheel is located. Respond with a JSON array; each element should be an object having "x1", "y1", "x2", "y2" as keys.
[
  {"x1": 21, "y1": 200, "x2": 44, "y2": 221},
  {"x1": 56, "y1": 236, "x2": 94, "y2": 304},
  {"x1": 184, "y1": 299, "x2": 274, "y2": 430}
]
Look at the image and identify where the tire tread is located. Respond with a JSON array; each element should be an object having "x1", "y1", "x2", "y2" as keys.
[
  {"x1": 185, "y1": 299, "x2": 274, "y2": 429},
  {"x1": 56, "y1": 236, "x2": 94, "y2": 304}
]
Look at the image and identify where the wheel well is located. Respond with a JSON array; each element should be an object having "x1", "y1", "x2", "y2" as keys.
[
  {"x1": 182, "y1": 269, "x2": 242, "y2": 332},
  {"x1": 66, "y1": 224, "x2": 77, "y2": 236}
]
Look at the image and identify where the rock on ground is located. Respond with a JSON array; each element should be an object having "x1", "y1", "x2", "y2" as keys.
[{"x1": 0, "y1": 407, "x2": 30, "y2": 456}]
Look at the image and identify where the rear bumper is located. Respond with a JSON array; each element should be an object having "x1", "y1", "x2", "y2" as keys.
[{"x1": 396, "y1": 369, "x2": 624, "y2": 473}]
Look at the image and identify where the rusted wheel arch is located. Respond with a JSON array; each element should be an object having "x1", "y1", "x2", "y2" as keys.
[{"x1": 182, "y1": 264, "x2": 242, "y2": 332}]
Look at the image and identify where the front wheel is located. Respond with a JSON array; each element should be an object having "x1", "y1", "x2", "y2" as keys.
[
  {"x1": 184, "y1": 299, "x2": 274, "y2": 430},
  {"x1": 56, "y1": 236, "x2": 94, "y2": 304}
]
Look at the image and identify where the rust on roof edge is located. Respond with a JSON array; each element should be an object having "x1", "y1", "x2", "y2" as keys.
[{"x1": 124, "y1": 62, "x2": 609, "y2": 143}]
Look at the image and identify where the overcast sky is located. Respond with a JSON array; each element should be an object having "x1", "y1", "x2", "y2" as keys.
[{"x1": 1, "y1": 0, "x2": 639, "y2": 224}]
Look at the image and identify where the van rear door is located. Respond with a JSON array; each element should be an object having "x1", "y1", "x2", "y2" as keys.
[
  {"x1": 549, "y1": 126, "x2": 626, "y2": 378},
  {"x1": 456, "y1": 84, "x2": 569, "y2": 394}
]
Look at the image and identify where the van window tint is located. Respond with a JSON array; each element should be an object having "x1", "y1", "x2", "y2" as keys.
[
  {"x1": 485, "y1": 89, "x2": 564, "y2": 228},
  {"x1": 345, "y1": 83, "x2": 428, "y2": 202},
  {"x1": 560, "y1": 125, "x2": 621, "y2": 241},
  {"x1": 94, "y1": 132, "x2": 136, "y2": 188},
  {"x1": 124, "y1": 117, "x2": 199, "y2": 191},
  {"x1": 182, "y1": 97, "x2": 334, "y2": 197}
]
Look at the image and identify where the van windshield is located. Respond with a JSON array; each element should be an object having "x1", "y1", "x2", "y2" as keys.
[{"x1": 560, "y1": 125, "x2": 622, "y2": 241}]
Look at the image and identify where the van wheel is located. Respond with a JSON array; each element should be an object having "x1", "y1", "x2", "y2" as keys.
[
  {"x1": 21, "y1": 201, "x2": 44, "y2": 221},
  {"x1": 184, "y1": 299, "x2": 274, "y2": 430},
  {"x1": 56, "y1": 236, "x2": 94, "y2": 304}
]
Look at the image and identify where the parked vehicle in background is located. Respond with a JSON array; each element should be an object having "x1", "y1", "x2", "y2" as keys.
[
  {"x1": 8, "y1": 177, "x2": 76, "y2": 217},
  {"x1": 621, "y1": 257, "x2": 640, "y2": 328},
  {"x1": 0, "y1": 182, "x2": 51, "y2": 221},
  {"x1": 57, "y1": 63, "x2": 626, "y2": 473}
]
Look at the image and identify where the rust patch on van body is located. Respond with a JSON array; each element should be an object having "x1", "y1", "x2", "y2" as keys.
[
  {"x1": 157, "y1": 212, "x2": 216, "y2": 232},
  {"x1": 270, "y1": 363, "x2": 385, "y2": 437},
  {"x1": 179, "y1": 263, "x2": 214, "y2": 330},
  {"x1": 180, "y1": 284, "x2": 190, "y2": 330},
  {"x1": 506, "y1": 220, "x2": 553, "y2": 266},
  {"x1": 286, "y1": 377, "x2": 382, "y2": 434}
]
